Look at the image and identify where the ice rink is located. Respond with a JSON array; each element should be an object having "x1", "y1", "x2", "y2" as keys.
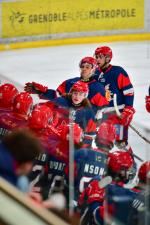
[{"x1": 0, "y1": 40, "x2": 150, "y2": 165}]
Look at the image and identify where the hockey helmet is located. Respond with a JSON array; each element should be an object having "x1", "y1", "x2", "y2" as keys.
[
  {"x1": 96, "y1": 120, "x2": 116, "y2": 149},
  {"x1": 107, "y1": 151, "x2": 134, "y2": 174},
  {"x1": 13, "y1": 92, "x2": 33, "y2": 115},
  {"x1": 0, "y1": 83, "x2": 19, "y2": 109},
  {"x1": 28, "y1": 104, "x2": 53, "y2": 130},
  {"x1": 94, "y1": 46, "x2": 113, "y2": 61},
  {"x1": 58, "y1": 123, "x2": 83, "y2": 144},
  {"x1": 138, "y1": 161, "x2": 150, "y2": 183},
  {"x1": 79, "y1": 56, "x2": 97, "y2": 68},
  {"x1": 70, "y1": 81, "x2": 89, "y2": 96}
]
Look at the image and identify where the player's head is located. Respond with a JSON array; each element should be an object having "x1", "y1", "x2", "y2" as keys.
[
  {"x1": 59, "y1": 122, "x2": 83, "y2": 145},
  {"x1": 0, "y1": 83, "x2": 19, "y2": 109},
  {"x1": 94, "y1": 46, "x2": 112, "y2": 69},
  {"x1": 79, "y1": 57, "x2": 97, "y2": 80},
  {"x1": 138, "y1": 161, "x2": 150, "y2": 184},
  {"x1": 70, "y1": 81, "x2": 89, "y2": 105},
  {"x1": 107, "y1": 151, "x2": 134, "y2": 182},
  {"x1": 13, "y1": 92, "x2": 33, "y2": 116},
  {"x1": 95, "y1": 120, "x2": 116, "y2": 151},
  {"x1": 28, "y1": 104, "x2": 53, "y2": 130}
]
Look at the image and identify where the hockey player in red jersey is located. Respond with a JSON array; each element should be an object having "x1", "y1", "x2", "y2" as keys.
[
  {"x1": 28, "y1": 104, "x2": 53, "y2": 139},
  {"x1": 145, "y1": 86, "x2": 150, "y2": 113},
  {"x1": 0, "y1": 83, "x2": 19, "y2": 112},
  {"x1": 24, "y1": 56, "x2": 108, "y2": 115},
  {"x1": 28, "y1": 104, "x2": 83, "y2": 200},
  {"x1": 0, "y1": 91, "x2": 32, "y2": 139},
  {"x1": 94, "y1": 46, "x2": 135, "y2": 153}
]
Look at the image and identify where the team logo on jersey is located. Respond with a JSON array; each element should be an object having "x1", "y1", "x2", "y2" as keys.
[
  {"x1": 105, "y1": 84, "x2": 113, "y2": 102},
  {"x1": 98, "y1": 72, "x2": 105, "y2": 82},
  {"x1": 70, "y1": 109, "x2": 76, "y2": 121}
]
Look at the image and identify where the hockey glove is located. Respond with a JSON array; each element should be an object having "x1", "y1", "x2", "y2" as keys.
[
  {"x1": 78, "y1": 180, "x2": 105, "y2": 206},
  {"x1": 119, "y1": 106, "x2": 135, "y2": 126},
  {"x1": 145, "y1": 96, "x2": 150, "y2": 113},
  {"x1": 24, "y1": 82, "x2": 48, "y2": 94}
]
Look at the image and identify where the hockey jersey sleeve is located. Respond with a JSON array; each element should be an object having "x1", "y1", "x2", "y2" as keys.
[
  {"x1": 57, "y1": 80, "x2": 67, "y2": 95},
  {"x1": 145, "y1": 86, "x2": 150, "y2": 113},
  {"x1": 117, "y1": 68, "x2": 134, "y2": 107}
]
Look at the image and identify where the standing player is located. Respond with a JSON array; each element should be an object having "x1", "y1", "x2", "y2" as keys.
[
  {"x1": 94, "y1": 46, "x2": 135, "y2": 153},
  {"x1": 24, "y1": 56, "x2": 108, "y2": 115},
  {"x1": 145, "y1": 86, "x2": 150, "y2": 113}
]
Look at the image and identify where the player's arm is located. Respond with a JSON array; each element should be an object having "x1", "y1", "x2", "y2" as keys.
[
  {"x1": 117, "y1": 69, "x2": 135, "y2": 126},
  {"x1": 24, "y1": 82, "x2": 57, "y2": 100},
  {"x1": 145, "y1": 86, "x2": 150, "y2": 113}
]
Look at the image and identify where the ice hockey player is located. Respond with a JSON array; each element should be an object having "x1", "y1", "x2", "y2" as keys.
[
  {"x1": 52, "y1": 80, "x2": 96, "y2": 148},
  {"x1": 127, "y1": 161, "x2": 150, "y2": 225},
  {"x1": 78, "y1": 150, "x2": 138, "y2": 225},
  {"x1": 28, "y1": 110, "x2": 83, "y2": 201},
  {"x1": 70, "y1": 119, "x2": 116, "y2": 211},
  {"x1": 0, "y1": 83, "x2": 19, "y2": 112},
  {"x1": 145, "y1": 86, "x2": 150, "y2": 113},
  {"x1": 24, "y1": 56, "x2": 108, "y2": 115},
  {"x1": 93, "y1": 46, "x2": 135, "y2": 153},
  {"x1": 27, "y1": 103, "x2": 60, "y2": 197},
  {"x1": 0, "y1": 91, "x2": 33, "y2": 139}
]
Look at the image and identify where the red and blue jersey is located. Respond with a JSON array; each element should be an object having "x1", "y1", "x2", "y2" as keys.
[
  {"x1": 53, "y1": 96, "x2": 96, "y2": 146},
  {"x1": 80, "y1": 175, "x2": 139, "y2": 225},
  {"x1": 41, "y1": 76, "x2": 108, "y2": 114},
  {"x1": 29, "y1": 151, "x2": 66, "y2": 200},
  {"x1": 74, "y1": 148, "x2": 108, "y2": 202},
  {"x1": 94, "y1": 65, "x2": 134, "y2": 113},
  {"x1": 0, "y1": 110, "x2": 28, "y2": 139}
]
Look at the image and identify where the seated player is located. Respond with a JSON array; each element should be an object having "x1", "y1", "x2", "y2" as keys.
[
  {"x1": 127, "y1": 161, "x2": 150, "y2": 225},
  {"x1": 78, "y1": 150, "x2": 138, "y2": 225}
]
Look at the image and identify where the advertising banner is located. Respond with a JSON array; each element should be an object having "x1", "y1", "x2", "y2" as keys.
[{"x1": 2, "y1": 0, "x2": 144, "y2": 38}]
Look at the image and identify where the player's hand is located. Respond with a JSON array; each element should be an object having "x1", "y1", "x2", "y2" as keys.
[
  {"x1": 24, "y1": 82, "x2": 48, "y2": 94},
  {"x1": 145, "y1": 96, "x2": 150, "y2": 113},
  {"x1": 78, "y1": 180, "x2": 105, "y2": 206},
  {"x1": 119, "y1": 106, "x2": 135, "y2": 126},
  {"x1": 86, "y1": 180, "x2": 105, "y2": 204}
]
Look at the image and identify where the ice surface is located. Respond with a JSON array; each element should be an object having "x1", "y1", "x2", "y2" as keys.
[{"x1": 0, "y1": 41, "x2": 150, "y2": 164}]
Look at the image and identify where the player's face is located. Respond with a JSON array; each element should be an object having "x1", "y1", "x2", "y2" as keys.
[
  {"x1": 95, "y1": 54, "x2": 107, "y2": 69},
  {"x1": 71, "y1": 91, "x2": 86, "y2": 105},
  {"x1": 80, "y1": 63, "x2": 94, "y2": 79}
]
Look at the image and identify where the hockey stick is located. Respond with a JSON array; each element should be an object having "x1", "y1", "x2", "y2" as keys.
[
  {"x1": 98, "y1": 176, "x2": 112, "y2": 188},
  {"x1": 113, "y1": 94, "x2": 150, "y2": 145}
]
